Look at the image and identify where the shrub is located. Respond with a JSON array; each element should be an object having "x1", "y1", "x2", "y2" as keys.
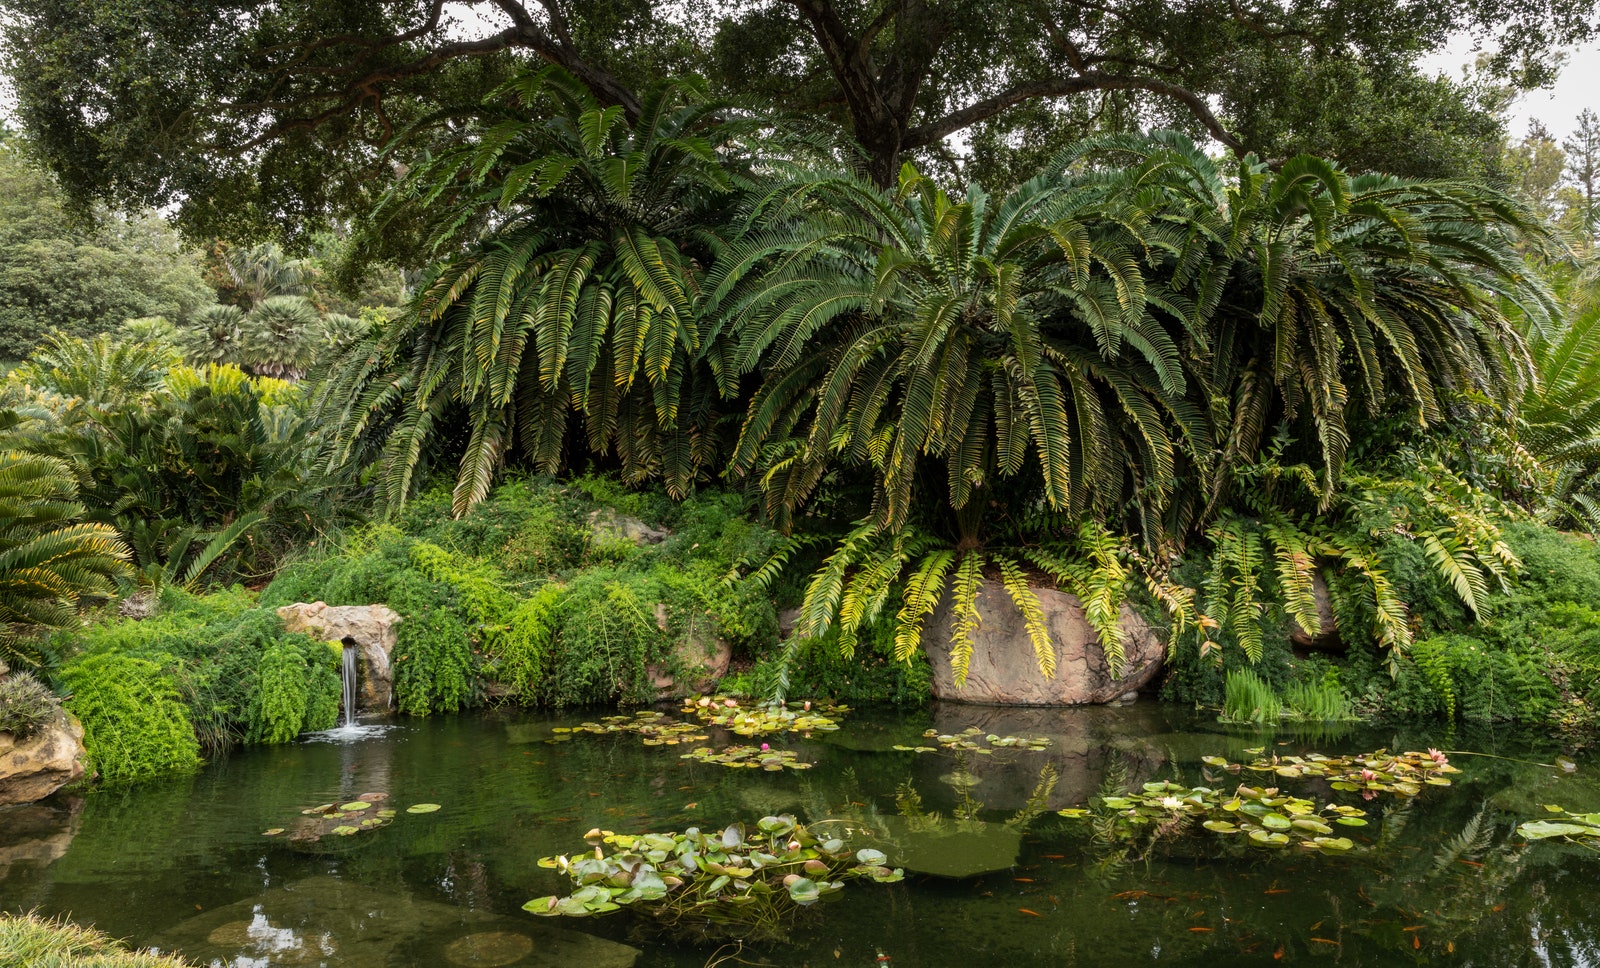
[
  {"x1": 61, "y1": 653, "x2": 201, "y2": 785},
  {"x1": 392, "y1": 609, "x2": 476, "y2": 716},
  {"x1": 0, "y1": 671, "x2": 58, "y2": 737}
]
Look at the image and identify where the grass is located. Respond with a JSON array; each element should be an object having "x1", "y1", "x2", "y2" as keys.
[{"x1": 0, "y1": 912, "x2": 195, "y2": 967}]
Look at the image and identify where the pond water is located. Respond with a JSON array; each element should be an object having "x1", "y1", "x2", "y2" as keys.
[{"x1": 2, "y1": 701, "x2": 1599, "y2": 967}]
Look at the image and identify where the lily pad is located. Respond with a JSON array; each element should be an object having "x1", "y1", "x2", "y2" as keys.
[{"x1": 407, "y1": 803, "x2": 442, "y2": 814}]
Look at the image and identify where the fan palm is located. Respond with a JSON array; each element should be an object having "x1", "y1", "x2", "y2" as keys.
[
  {"x1": 243, "y1": 295, "x2": 319, "y2": 380},
  {"x1": 178, "y1": 304, "x2": 248, "y2": 367},
  {"x1": 0, "y1": 452, "x2": 131, "y2": 665},
  {"x1": 317, "y1": 67, "x2": 759, "y2": 514}
]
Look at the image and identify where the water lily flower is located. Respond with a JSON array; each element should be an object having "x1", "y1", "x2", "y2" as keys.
[
  {"x1": 724, "y1": 699, "x2": 738, "y2": 708},
  {"x1": 1428, "y1": 748, "x2": 1449, "y2": 767},
  {"x1": 1161, "y1": 796, "x2": 1181, "y2": 810},
  {"x1": 760, "y1": 743, "x2": 770, "y2": 751},
  {"x1": 803, "y1": 701, "x2": 812, "y2": 711},
  {"x1": 1360, "y1": 769, "x2": 1378, "y2": 783}
]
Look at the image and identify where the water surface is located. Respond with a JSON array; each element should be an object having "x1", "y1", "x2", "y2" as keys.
[{"x1": 2, "y1": 702, "x2": 1597, "y2": 966}]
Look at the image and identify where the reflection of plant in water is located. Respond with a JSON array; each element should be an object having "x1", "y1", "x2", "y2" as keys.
[
  {"x1": 524, "y1": 816, "x2": 902, "y2": 942},
  {"x1": 1355, "y1": 806, "x2": 1529, "y2": 955}
]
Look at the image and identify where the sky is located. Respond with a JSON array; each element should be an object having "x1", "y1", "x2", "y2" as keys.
[{"x1": 1421, "y1": 36, "x2": 1600, "y2": 141}]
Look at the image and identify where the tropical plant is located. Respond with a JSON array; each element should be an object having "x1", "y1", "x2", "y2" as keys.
[
  {"x1": 177, "y1": 303, "x2": 248, "y2": 366},
  {"x1": 318, "y1": 66, "x2": 761, "y2": 514},
  {"x1": 1511, "y1": 301, "x2": 1600, "y2": 533},
  {"x1": 213, "y1": 240, "x2": 310, "y2": 310},
  {"x1": 242, "y1": 295, "x2": 319, "y2": 380},
  {"x1": 15, "y1": 331, "x2": 174, "y2": 406},
  {"x1": 0, "y1": 452, "x2": 131, "y2": 666}
]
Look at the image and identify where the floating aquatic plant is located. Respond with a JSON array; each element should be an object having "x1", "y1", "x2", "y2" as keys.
[
  {"x1": 682, "y1": 696, "x2": 845, "y2": 736},
  {"x1": 550, "y1": 711, "x2": 709, "y2": 746},
  {"x1": 893, "y1": 726, "x2": 1051, "y2": 754},
  {"x1": 525, "y1": 815, "x2": 901, "y2": 941},
  {"x1": 266, "y1": 793, "x2": 400, "y2": 848},
  {"x1": 1202, "y1": 747, "x2": 1460, "y2": 797},
  {"x1": 1519, "y1": 807, "x2": 1600, "y2": 849},
  {"x1": 1059, "y1": 780, "x2": 1367, "y2": 852},
  {"x1": 681, "y1": 744, "x2": 813, "y2": 770}
]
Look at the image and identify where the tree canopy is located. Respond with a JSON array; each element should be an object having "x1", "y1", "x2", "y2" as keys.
[{"x1": 6, "y1": 0, "x2": 1595, "y2": 245}]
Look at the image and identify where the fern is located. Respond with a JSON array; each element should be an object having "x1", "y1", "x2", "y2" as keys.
[
  {"x1": 948, "y1": 551, "x2": 985, "y2": 686},
  {"x1": 994, "y1": 554, "x2": 1055, "y2": 679}
]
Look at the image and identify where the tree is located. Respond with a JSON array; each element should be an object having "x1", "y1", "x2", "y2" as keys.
[
  {"x1": 0, "y1": 142, "x2": 213, "y2": 359},
  {"x1": 5, "y1": 0, "x2": 1594, "y2": 241},
  {"x1": 1503, "y1": 121, "x2": 1568, "y2": 222},
  {"x1": 1566, "y1": 108, "x2": 1600, "y2": 248}
]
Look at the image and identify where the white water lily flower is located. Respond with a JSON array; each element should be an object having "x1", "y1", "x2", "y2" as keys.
[{"x1": 1161, "y1": 796, "x2": 1182, "y2": 810}]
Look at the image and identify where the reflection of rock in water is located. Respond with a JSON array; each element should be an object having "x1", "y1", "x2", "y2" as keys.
[
  {"x1": 0, "y1": 796, "x2": 83, "y2": 879},
  {"x1": 155, "y1": 876, "x2": 638, "y2": 968},
  {"x1": 925, "y1": 702, "x2": 1171, "y2": 811}
]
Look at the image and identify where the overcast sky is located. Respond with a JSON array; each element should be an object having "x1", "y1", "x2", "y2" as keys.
[{"x1": 1421, "y1": 36, "x2": 1600, "y2": 141}]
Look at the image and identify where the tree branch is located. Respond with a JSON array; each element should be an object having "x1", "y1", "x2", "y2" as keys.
[{"x1": 903, "y1": 71, "x2": 1247, "y2": 154}]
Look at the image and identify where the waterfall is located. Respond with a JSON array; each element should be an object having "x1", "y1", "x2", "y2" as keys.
[{"x1": 341, "y1": 644, "x2": 358, "y2": 727}]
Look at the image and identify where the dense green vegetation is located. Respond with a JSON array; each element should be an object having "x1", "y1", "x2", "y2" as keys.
[{"x1": 0, "y1": 1, "x2": 1596, "y2": 804}]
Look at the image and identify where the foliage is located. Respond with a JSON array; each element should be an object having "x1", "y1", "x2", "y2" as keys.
[
  {"x1": 0, "y1": 452, "x2": 131, "y2": 666},
  {"x1": 11, "y1": 0, "x2": 1594, "y2": 241},
  {"x1": 51, "y1": 589, "x2": 340, "y2": 755},
  {"x1": 391, "y1": 607, "x2": 476, "y2": 717},
  {"x1": 0, "y1": 669, "x2": 57, "y2": 736},
  {"x1": 526, "y1": 816, "x2": 902, "y2": 941},
  {"x1": 0, "y1": 142, "x2": 211, "y2": 360},
  {"x1": 0, "y1": 912, "x2": 197, "y2": 968},
  {"x1": 60, "y1": 652, "x2": 202, "y2": 785},
  {"x1": 1221, "y1": 668, "x2": 1281, "y2": 725},
  {"x1": 318, "y1": 69, "x2": 760, "y2": 512},
  {"x1": 4, "y1": 337, "x2": 344, "y2": 587}
]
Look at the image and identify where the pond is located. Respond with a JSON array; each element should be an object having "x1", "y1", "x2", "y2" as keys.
[{"x1": 2, "y1": 701, "x2": 1598, "y2": 967}]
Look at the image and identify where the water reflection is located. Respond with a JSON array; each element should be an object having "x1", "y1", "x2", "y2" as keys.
[{"x1": 0, "y1": 703, "x2": 1597, "y2": 966}]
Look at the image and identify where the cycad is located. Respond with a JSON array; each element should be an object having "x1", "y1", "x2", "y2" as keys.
[
  {"x1": 0, "y1": 452, "x2": 131, "y2": 665},
  {"x1": 710, "y1": 153, "x2": 1204, "y2": 536},
  {"x1": 318, "y1": 67, "x2": 759, "y2": 514}
]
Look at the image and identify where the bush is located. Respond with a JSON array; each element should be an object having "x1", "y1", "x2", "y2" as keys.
[
  {"x1": 0, "y1": 912, "x2": 197, "y2": 967},
  {"x1": 61, "y1": 653, "x2": 201, "y2": 785},
  {"x1": 0, "y1": 671, "x2": 58, "y2": 736}
]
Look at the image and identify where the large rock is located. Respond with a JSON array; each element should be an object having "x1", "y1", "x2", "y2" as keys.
[
  {"x1": 0, "y1": 709, "x2": 87, "y2": 805},
  {"x1": 277, "y1": 602, "x2": 402, "y2": 711},
  {"x1": 1289, "y1": 568, "x2": 1344, "y2": 652},
  {"x1": 647, "y1": 603, "x2": 731, "y2": 699},
  {"x1": 923, "y1": 579, "x2": 1164, "y2": 705},
  {"x1": 587, "y1": 509, "x2": 670, "y2": 547}
]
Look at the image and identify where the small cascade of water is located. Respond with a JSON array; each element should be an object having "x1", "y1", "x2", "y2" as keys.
[{"x1": 340, "y1": 644, "x2": 358, "y2": 728}]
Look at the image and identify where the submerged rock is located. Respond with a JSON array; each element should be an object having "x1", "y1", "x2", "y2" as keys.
[
  {"x1": 157, "y1": 875, "x2": 639, "y2": 967},
  {"x1": 922, "y1": 579, "x2": 1164, "y2": 705},
  {"x1": 276, "y1": 602, "x2": 401, "y2": 711},
  {"x1": 0, "y1": 708, "x2": 86, "y2": 805}
]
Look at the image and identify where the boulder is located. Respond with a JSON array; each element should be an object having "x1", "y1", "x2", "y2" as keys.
[
  {"x1": 647, "y1": 603, "x2": 731, "y2": 699},
  {"x1": 778, "y1": 607, "x2": 802, "y2": 639},
  {"x1": 922, "y1": 579, "x2": 1165, "y2": 705},
  {"x1": 117, "y1": 588, "x2": 159, "y2": 621},
  {"x1": 0, "y1": 709, "x2": 87, "y2": 805},
  {"x1": 587, "y1": 509, "x2": 670, "y2": 546},
  {"x1": 1289, "y1": 568, "x2": 1343, "y2": 652},
  {"x1": 276, "y1": 602, "x2": 402, "y2": 711}
]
